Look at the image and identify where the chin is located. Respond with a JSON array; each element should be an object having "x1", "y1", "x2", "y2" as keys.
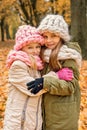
[{"x1": 48, "y1": 47, "x2": 55, "y2": 49}]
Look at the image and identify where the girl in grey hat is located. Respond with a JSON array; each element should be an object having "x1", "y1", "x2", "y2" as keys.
[{"x1": 27, "y1": 14, "x2": 82, "y2": 130}]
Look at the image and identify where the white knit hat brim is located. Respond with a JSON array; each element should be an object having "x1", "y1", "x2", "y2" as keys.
[{"x1": 38, "y1": 14, "x2": 71, "y2": 42}]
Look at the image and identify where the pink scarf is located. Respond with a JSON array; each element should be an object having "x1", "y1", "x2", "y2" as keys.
[{"x1": 6, "y1": 50, "x2": 44, "y2": 70}]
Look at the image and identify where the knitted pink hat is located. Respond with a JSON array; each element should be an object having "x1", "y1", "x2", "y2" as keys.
[{"x1": 14, "y1": 25, "x2": 44, "y2": 51}]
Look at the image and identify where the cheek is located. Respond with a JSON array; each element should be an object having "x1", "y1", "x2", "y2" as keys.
[
  {"x1": 44, "y1": 39, "x2": 48, "y2": 43},
  {"x1": 57, "y1": 39, "x2": 60, "y2": 43},
  {"x1": 38, "y1": 49, "x2": 41, "y2": 54},
  {"x1": 57, "y1": 37, "x2": 61, "y2": 42},
  {"x1": 37, "y1": 49, "x2": 41, "y2": 54},
  {"x1": 26, "y1": 49, "x2": 32, "y2": 55}
]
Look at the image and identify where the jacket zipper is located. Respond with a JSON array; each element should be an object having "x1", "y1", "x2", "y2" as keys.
[
  {"x1": 21, "y1": 96, "x2": 29, "y2": 130},
  {"x1": 35, "y1": 96, "x2": 41, "y2": 130}
]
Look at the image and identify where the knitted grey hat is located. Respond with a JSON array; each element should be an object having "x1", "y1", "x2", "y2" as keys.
[{"x1": 38, "y1": 14, "x2": 71, "y2": 42}]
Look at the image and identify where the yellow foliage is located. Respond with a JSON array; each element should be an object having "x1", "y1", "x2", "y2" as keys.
[
  {"x1": 56, "y1": 0, "x2": 71, "y2": 24},
  {"x1": 36, "y1": 0, "x2": 52, "y2": 13},
  {"x1": 36, "y1": 0, "x2": 71, "y2": 24}
]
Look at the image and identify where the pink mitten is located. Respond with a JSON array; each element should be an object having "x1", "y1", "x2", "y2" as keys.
[{"x1": 56, "y1": 68, "x2": 73, "y2": 81}]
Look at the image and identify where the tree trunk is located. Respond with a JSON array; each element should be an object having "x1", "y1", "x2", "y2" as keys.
[
  {"x1": 71, "y1": 0, "x2": 87, "y2": 59},
  {"x1": 5, "y1": 24, "x2": 11, "y2": 39},
  {"x1": 1, "y1": 18, "x2": 5, "y2": 41},
  {"x1": 86, "y1": 0, "x2": 87, "y2": 57}
]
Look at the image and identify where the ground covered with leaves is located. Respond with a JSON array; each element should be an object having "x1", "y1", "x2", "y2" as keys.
[{"x1": 0, "y1": 40, "x2": 87, "y2": 130}]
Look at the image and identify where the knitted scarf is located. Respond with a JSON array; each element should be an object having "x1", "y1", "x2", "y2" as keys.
[
  {"x1": 43, "y1": 45, "x2": 82, "y2": 68},
  {"x1": 6, "y1": 50, "x2": 44, "y2": 70}
]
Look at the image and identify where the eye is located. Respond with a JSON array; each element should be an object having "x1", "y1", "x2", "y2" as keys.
[
  {"x1": 28, "y1": 46, "x2": 33, "y2": 49},
  {"x1": 51, "y1": 34, "x2": 56, "y2": 37},
  {"x1": 36, "y1": 45, "x2": 41, "y2": 49},
  {"x1": 43, "y1": 35, "x2": 48, "y2": 39}
]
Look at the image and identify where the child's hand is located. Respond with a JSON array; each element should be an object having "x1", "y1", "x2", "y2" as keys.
[
  {"x1": 27, "y1": 78, "x2": 43, "y2": 94},
  {"x1": 56, "y1": 68, "x2": 73, "y2": 81}
]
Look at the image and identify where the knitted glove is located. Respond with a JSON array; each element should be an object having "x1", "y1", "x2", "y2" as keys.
[
  {"x1": 56, "y1": 68, "x2": 73, "y2": 81},
  {"x1": 27, "y1": 78, "x2": 43, "y2": 94}
]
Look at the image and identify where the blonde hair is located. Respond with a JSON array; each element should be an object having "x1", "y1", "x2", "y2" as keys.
[{"x1": 29, "y1": 56, "x2": 37, "y2": 70}]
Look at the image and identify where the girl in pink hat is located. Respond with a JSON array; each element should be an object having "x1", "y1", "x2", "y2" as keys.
[{"x1": 3, "y1": 25, "x2": 46, "y2": 130}]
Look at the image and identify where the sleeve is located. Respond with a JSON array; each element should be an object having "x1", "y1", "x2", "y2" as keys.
[
  {"x1": 8, "y1": 60, "x2": 42, "y2": 96},
  {"x1": 67, "y1": 42, "x2": 82, "y2": 54},
  {"x1": 43, "y1": 59, "x2": 80, "y2": 96},
  {"x1": 43, "y1": 71, "x2": 57, "y2": 78}
]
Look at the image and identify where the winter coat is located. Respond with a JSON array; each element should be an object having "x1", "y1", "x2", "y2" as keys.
[
  {"x1": 3, "y1": 60, "x2": 46, "y2": 130},
  {"x1": 42, "y1": 42, "x2": 82, "y2": 130}
]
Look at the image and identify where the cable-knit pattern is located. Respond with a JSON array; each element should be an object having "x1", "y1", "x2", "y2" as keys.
[
  {"x1": 44, "y1": 45, "x2": 82, "y2": 68},
  {"x1": 6, "y1": 50, "x2": 44, "y2": 70},
  {"x1": 14, "y1": 25, "x2": 44, "y2": 51},
  {"x1": 38, "y1": 14, "x2": 70, "y2": 42}
]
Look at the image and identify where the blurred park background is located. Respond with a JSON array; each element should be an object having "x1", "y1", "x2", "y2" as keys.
[{"x1": 0, "y1": 0, "x2": 87, "y2": 130}]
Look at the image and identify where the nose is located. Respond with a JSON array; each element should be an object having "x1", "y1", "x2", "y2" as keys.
[{"x1": 33, "y1": 48, "x2": 38, "y2": 55}]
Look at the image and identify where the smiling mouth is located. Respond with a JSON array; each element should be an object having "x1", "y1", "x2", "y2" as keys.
[{"x1": 47, "y1": 44, "x2": 54, "y2": 46}]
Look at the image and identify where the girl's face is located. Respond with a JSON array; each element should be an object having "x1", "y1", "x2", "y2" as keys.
[
  {"x1": 43, "y1": 32, "x2": 61, "y2": 49},
  {"x1": 22, "y1": 42, "x2": 41, "y2": 56}
]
